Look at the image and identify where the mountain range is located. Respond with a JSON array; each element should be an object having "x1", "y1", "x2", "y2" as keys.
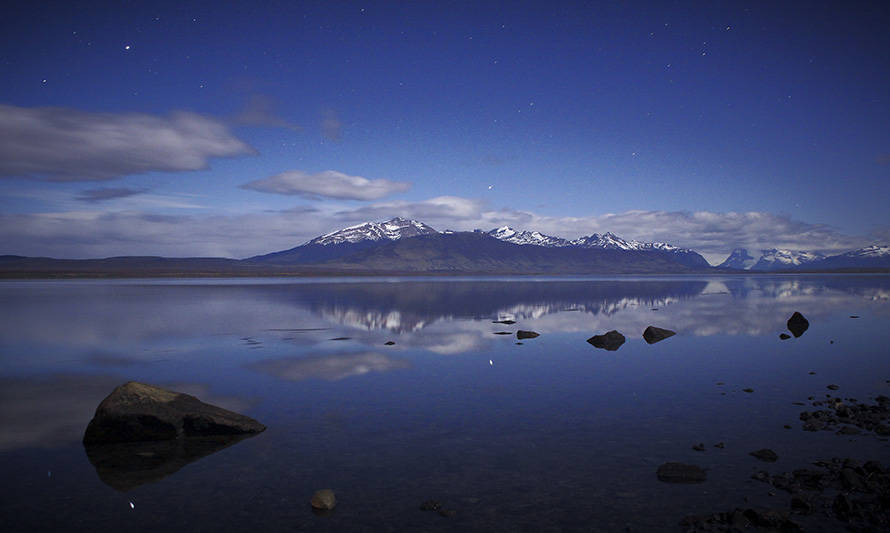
[
  {"x1": 247, "y1": 217, "x2": 711, "y2": 272},
  {"x1": 717, "y1": 245, "x2": 890, "y2": 271},
  {"x1": 1, "y1": 217, "x2": 888, "y2": 276}
]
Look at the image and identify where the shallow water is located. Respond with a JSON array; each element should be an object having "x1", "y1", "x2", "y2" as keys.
[{"x1": 1, "y1": 275, "x2": 889, "y2": 531}]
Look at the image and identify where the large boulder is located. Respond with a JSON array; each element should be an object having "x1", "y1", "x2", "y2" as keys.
[
  {"x1": 642, "y1": 326, "x2": 676, "y2": 344},
  {"x1": 586, "y1": 330, "x2": 625, "y2": 351},
  {"x1": 787, "y1": 311, "x2": 809, "y2": 338},
  {"x1": 83, "y1": 382, "x2": 265, "y2": 444}
]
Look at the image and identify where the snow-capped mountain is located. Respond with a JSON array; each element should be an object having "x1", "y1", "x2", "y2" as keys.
[
  {"x1": 834, "y1": 245, "x2": 890, "y2": 259},
  {"x1": 311, "y1": 217, "x2": 437, "y2": 246},
  {"x1": 717, "y1": 248, "x2": 757, "y2": 270},
  {"x1": 486, "y1": 228, "x2": 709, "y2": 267},
  {"x1": 807, "y1": 245, "x2": 890, "y2": 270},
  {"x1": 487, "y1": 227, "x2": 571, "y2": 247},
  {"x1": 750, "y1": 249, "x2": 825, "y2": 271}
]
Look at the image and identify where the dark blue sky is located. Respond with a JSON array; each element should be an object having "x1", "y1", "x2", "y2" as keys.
[{"x1": 1, "y1": 1, "x2": 888, "y2": 262}]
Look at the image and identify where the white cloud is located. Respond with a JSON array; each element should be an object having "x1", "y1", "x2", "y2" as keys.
[
  {"x1": 241, "y1": 169, "x2": 411, "y2": 200},
  {"x1": 0, "y1": 104, "x2": 255, "y2": 181}
]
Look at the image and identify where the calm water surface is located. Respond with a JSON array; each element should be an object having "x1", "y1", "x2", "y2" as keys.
[{"x1": 1, "y1": 275, "x2": 889, "y2": 531}]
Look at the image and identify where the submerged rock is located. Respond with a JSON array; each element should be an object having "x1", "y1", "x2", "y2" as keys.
[
  {"x1": 516, "y1": 330, "x2": 539, "y2": 339},
  {"x1": 642, "y1": 326, "x2": 676, "y2": 344},
  {"x1": 587, "y1": 330, "x2": 625, "y2": 351},
  {"x1": 310, "y1": 489, "x2": 336, "y2": 510},
  {"x1": 787, "y1": 312, "x2": 809, "y2": 338},
  {"x1": 657, "y1": 462, "x2": 707, "y2": 483},
  {"x1": 680, "y1": 508, "x2": 802, "y2": 532},
  {"x1": 750, "y1": 449, "x2": 779, "y2": 462},
  {"x1": 83, "y1": 382, "x2": 265, "y2": 444}
]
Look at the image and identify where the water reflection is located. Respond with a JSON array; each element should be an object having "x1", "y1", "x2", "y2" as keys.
[
  {"x1": 2, "y1": 277, "x2": 889, "y2": 365},
  {"x1": 250, "y1": 351, "x2": 409, "y2": 381},
  {"x1": 84, "y1": 434, "x2": 254, "y2": 491}
]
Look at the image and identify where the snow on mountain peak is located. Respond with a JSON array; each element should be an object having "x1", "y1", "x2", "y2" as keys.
[
  {"x1": 486, "y1": 227, "x2": 571, "y2": 247},
  {"x1": 312, "y1": 217, "x2": 437, "y2": 245}
]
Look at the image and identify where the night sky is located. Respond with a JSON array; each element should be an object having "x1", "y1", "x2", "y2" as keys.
[{"x1": 1, "y1": 1, "x2": 888, "y2": 263}]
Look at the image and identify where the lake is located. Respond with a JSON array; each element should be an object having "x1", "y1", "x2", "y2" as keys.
[{"x1": 1, "y1": 275, "x2": 889, "y2": 531}]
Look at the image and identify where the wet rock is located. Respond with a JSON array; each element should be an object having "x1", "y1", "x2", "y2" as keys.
[
  {"x1": 83, "y1": 382, "x2": 265, "y2": 444},
  {"x1": 779, "y1": 333, "x2": 791, "y2": 340},
  {"x1": 516, "y1": 330, "x2": 539, "y2": 340},
  {"x1": 750, "y1": 449, "x2": 778, "y2": 462},
  {"x1": 419, "y1": 500, "x2": 441, "y2": 511},
  {"x1": 642, "y1": 326, "x2": 675, "y2": 344},
  {"x1": 586, "y1": 330, "x2": 625, "y2": 351},
  {"x1": 680, "y1": 508, "x2": 802, "y2": 532},
  {"x1": 656, "y1": 462, "x2": 706, "y2": 483},
  {"x1": 310, "y1": 489, "x2": 336, "y2": 510},
  {"x1": 790, "y1": 493, "x2": 814, "y2": 515},
  {"x1": 786, "y1": 312, "x2": 809, "y2": 338}
]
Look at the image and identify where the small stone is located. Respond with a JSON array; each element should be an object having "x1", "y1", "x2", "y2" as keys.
[
  {"x1": 743, "y1": 388, "x2": 754, "y2": 393},
  {"x1": 516, "y1": 330, "x2": 539, "y2": 340},
  {"x1": 492, "y1": 319, "x2": 516, "y2": 324},
  {"x1": 419, "y1": 500, "x2": 441, "y2": 511},
  {"x1": 692, "y1": 443, "x2": 705, "y2": 452},
  {"x1": 849, "y1": 315, "x2": 859, "y2": 319},
  {"x1": 808, "y1": 372, "x2": 815, "y2": 375},
  {"x1": 784, "y1": 425, "x2": 792, "y2": 429},
  {"x1": 493, "y1": 331, "x2": 511, "y2": 335},
  {"x1": 330, "y1": 337, "x2": 351, "y2": 341},
  {"x1": 310, "y1": 489, "x2": 336, "y2": 510},
  {"x1": 787, "y1": 312, "x2": 809, "y2": 338},
  {"x1": 384, "y1": 341, "x2": 396, "y2": 346},
  {"x1": 656, "y1": 462, "x2": 706, "y2": 483},
  {"x1": 714, "y1": 442, "x2": 725, "y2": 448},
  {"x1": 750, "y1": 449, "x2": 778, "y2": 462},
  {"x1": 827, "y1": 384, "x2": 839, "y2": 390},
  {"x1": 642, "y1": 326, "x2": 676, "y2": 344},
  {"x1": 586, "y1": 330, "x2": 625, "y2": 351},
  {"x1": 779, "y1": 333, "x2": 791, "y2": 340}
]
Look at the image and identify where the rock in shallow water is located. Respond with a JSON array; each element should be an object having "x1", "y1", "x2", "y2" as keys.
[
  {"x1": 642, "y1": 325, "x2": 675, "y2": 344},
  {"x1": 787, "y1": 311, "x2": 809, "y2": 338},
  {"x1": 657, "y1": 462, "x2": 707, "y2": 483},
  {"x1": 83, "y1": 382, "x2": 265, "y2": 444},
  {"x1": 750, "y1": 449, "x2": 778, "y2": 462},
  {"x1": 587, "y1": 330, "x2": 625, "y2": 351},
  {"x1": 310, "y1": 489, "x2": 336, "y2": 510}
]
